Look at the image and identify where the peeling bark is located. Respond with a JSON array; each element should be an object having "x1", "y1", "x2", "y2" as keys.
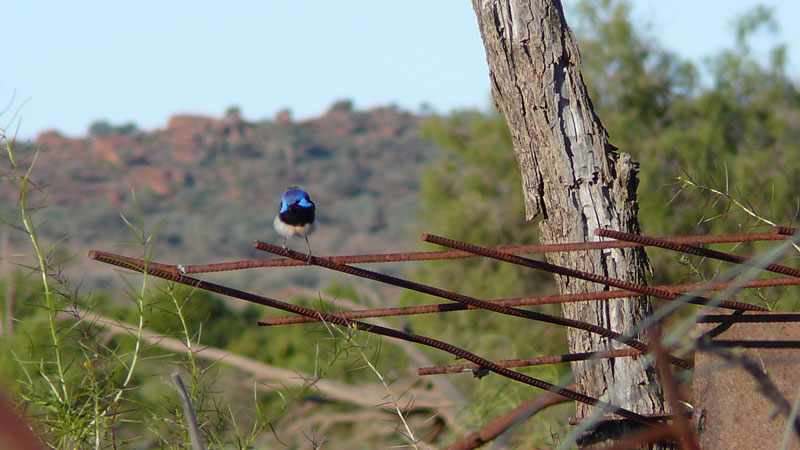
[{"x1": 471, "y1": 0, "x2": 665, "y2": 428}]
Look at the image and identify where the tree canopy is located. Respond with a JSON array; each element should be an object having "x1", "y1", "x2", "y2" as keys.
[{"x1": 418, "y1": 0, "x2": 800, "y2": 292}]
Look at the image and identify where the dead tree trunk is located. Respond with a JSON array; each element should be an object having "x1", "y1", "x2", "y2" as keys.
[{"x1": 471, "y1": 0, "x2": 665, "y2": 425}]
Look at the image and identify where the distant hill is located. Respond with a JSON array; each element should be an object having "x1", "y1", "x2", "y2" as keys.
[{"x1": 3, "y1": 101, "x2": 442, "y2": 292}]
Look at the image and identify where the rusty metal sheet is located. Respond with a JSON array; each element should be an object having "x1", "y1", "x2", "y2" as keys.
[{"x1": 694, "y1": 314, "x2": 800, "y2": 450}]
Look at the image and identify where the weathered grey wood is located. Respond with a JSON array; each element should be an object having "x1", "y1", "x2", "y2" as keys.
[{"x1": 470, "y1": 0, "x2": 665, "y2": 426}]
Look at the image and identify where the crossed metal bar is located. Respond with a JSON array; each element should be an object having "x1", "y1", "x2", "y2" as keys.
[{"x1": 89, "y1": 227, "x2": 797, "y2": 427}]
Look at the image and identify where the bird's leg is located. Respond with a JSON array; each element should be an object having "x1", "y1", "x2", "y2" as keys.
[
  {"x1": 304, "y1": 236, "x2": 313, "y2": 262},
  {"x1": 281, "y1": 237, "x2": 287, "y2": 249}
]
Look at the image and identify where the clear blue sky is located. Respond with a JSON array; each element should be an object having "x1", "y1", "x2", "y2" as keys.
[{"x1": 4, "y1": 1, "x2": 798, "y2": 139}]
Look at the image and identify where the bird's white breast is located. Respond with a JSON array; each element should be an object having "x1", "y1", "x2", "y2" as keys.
[{"x1": 273, "y1": 214, "x2": 316, "y2": 238}]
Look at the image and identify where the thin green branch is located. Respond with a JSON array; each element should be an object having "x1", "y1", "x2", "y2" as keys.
[{"x1": 4, "y1": 133, "x2": 68, "y2": 404}]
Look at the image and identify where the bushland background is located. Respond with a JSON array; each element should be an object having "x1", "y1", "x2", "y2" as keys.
[{"x1": 2, "y1": 1, "x2": 799, "y2": 447}]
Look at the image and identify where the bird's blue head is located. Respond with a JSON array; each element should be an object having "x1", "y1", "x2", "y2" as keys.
[{"x1": 280, "y1": 187, "x2": 314, "y2": 213}]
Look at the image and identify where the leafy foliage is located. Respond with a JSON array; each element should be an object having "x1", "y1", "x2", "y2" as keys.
[
  {"x1": 417, "y1": 111, "x2": 549, "y2": 299},
  {"x1": 419, "y1": 0, "x2": 800, "y2": 290},
  {"x1": 574, "y1": 1, "x2": 800, "y2": 237}
]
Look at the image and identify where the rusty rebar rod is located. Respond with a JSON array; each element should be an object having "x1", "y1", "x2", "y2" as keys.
[
  {"x1": 597, "y1": 228, "x2": 800, "y2": 280},
  {"x1": 88, "y1": 249, "x2": 658, "y2": 425},
  {"x1": 418, "y1": 348, "x2": 643, "y2": 376},
  {"x1": 702, "y1": 340, "x2": 800, "y2": 348},
  {"x1": 253, "y1": 241, "x2": 693, "y2": 370},
  {"x1": 697, "y1": 313, "x2": 800, "y2": 323},
  {"x1": 569, "y1": 412, "x2": 688, "y2": 426},
  {"x1": 172, "y1": 232, "x2": 787, "y2": 274},
  {"x1": 448, "y1": 390, "x2": 572, "y2": 450},
  {"x1": 421, "y1": 234, "x2": 766, "y2": 313},
  {"x1": 773, "y1": 226, "x2": 799, "y2": 236},
  {"x1": 258, "y1": 277, "x2": 792, "y2": 326}
]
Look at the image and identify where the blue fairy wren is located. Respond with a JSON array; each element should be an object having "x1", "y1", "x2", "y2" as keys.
[{"x1": 273, "y1": 186, "x2": 316, "y2": 257}]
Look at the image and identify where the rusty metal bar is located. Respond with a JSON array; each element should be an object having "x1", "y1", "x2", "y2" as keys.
[
  {"x1": 418, "y1": 348, "x2": 644, "y2": 376},
  {"x1": 253, "y1": 241, "x2": 693, "y2": 370},
  {"x1": 88, "y1": 249, "x2": 659, "y2": 425},
  {"x1": 698, "y1": 313, "x2": 800, "y2": 323},
  {"x1": 774, "y1": 226, "x2": 799, "y2": 236},
  {"x1": 259, "y1": 277, "x2": 792, "y2": 326},
  {"x1": 172, "y1": 232, "x2": 787, "y2": 274},
  {"x1": 447, "y1": 390, "x2": 572, "y2": 450},
  {"x1": 421, "y1": 234, "x2": 766, "y2": 313},
  {"x1": 703, "y1": 340, "x2": 800, "y2": 348},
  {"x1": 596, "y1": 228, "x2": 800, "y2": 280},
  {"x1": 568, "y1": 412, "x2": 689, "y2": 426}
]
